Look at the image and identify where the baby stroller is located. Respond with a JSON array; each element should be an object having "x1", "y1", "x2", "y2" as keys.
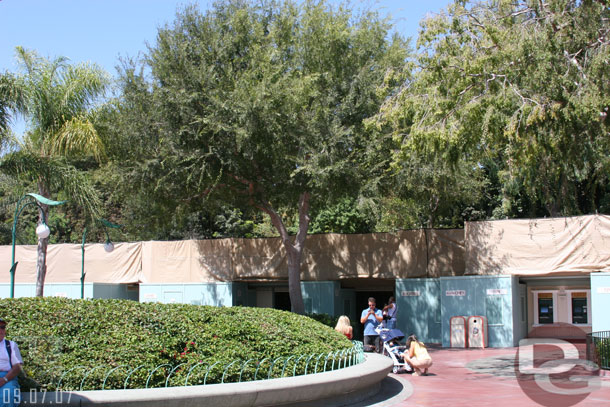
[{"x1": 379, "y1": 328, "x2": 412, "y2": 374}]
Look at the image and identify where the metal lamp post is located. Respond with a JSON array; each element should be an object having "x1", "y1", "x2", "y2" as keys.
[
  {"x1": 10, "y1": 193, "x2": 67, "y2": 298},
  {"x1": 81, "y1": 218, "x2": 122, "y2": 299}
]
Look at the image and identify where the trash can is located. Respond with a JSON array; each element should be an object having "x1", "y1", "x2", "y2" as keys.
[
  {"x1": 450, "y1": 316, "x2": 468, "y2": 348},
  {"x1": 468, "y1": 315, "x2": 488, "y2": 348}
]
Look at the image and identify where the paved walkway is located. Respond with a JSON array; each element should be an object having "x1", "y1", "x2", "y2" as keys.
[{"x1": 359, "y1": 345, "x2": 610, "y2": 407}]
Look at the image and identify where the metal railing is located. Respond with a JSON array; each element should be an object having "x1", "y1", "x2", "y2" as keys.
[
  {"x1": 585, "y1": 331, "x2": 610, "y2": 370},
  {"x1": 30, "y1": 342, "x2": 364, "y2": 391}
]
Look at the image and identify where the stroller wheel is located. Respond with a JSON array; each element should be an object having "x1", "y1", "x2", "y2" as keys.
[{"x1": 392, "y1": 366, "x2": 399, "y2": 374}]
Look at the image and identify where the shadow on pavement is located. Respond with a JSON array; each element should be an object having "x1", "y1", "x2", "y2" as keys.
[{"x1": 350, "y1": 375, "x2": 413, "y2": 407}]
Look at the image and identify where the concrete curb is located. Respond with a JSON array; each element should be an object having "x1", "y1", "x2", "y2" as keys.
[{"x1": 22, "y1": 354, "x2": 392, "y2": 407}]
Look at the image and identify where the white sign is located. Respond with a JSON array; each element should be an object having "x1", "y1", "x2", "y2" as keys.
[
  {"x1": 401, "y1": 290, "x2": 421, "y2": 297},
  {"x1": 487, "y1": 289, "x2": 508, "y2": 295},
  {"x1": 597, "y1": 287, "x2": 610, "y2": 294},
  {"x1": 446, "y1": 290, "x2": 466, "y2": 297},
  {"x1": 143, "y1": 293, "x2": 158, "y2": 299}
]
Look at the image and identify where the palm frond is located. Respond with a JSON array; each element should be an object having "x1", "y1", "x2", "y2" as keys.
[
  {"x1": 0, "y1": 151, "x2": 102, "y2": 220},
  {"x1": 47, "y1": 115, "x2": 106, "y2": 162},
  {"x1": 0, "y1": 72, "x2": 27, "y2": 137}
]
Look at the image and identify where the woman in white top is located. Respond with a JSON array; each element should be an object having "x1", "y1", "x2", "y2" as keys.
[{"x1": 0, "y1": 318, "x2": 23, "y2": 407}]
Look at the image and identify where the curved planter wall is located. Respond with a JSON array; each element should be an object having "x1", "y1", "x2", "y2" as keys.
[{"x1": 24, "y1": 353, "x2": 392, "y2": 407}]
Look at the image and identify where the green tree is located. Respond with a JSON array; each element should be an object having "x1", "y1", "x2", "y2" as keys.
[
  {"x1": 0, "y1": 72, "x2": 26, "y2": 148},
  {"x1": 373, "y1": 0, "x2": 610, "y2": 219},
  {"x1": 0, "y1": 47, "x2": 109, "y2": 296},
  {"x1": 309, "y1": 198, "x2": 374, "y2": 234},
  {"x1": 111, "y1": 0, "x2": 408, "y2": 313}
]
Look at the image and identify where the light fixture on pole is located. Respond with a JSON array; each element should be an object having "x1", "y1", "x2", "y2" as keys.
[
  {"x1": 35, "y1": 224, "x2": 51, "y2": 239},
  {"x1": 11, "y1": 193, "x2": 67, "y2": 298},
  {"x1": 104, "y1": 241, "x2": 115, "y2": 253},
  {"x1": 81, "y1": 218, "x2": 122, "y2": 299}
]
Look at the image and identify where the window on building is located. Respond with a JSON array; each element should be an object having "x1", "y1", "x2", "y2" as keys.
[
  {"x1": 537, "y1": 293, "x2": 554, "y2": 324},
  {"x1": 571, "y1": 292, "x2": 588, "y2": 324}
]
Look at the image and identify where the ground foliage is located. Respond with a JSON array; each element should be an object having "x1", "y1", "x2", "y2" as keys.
[{"x1": 1, "y1": 297, "x2": 352, "y2": 391}]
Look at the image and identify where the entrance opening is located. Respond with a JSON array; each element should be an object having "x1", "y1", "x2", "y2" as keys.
[
  {"x1": 354, "y1": 290, "x2": 394, "y2": 341},
  {"x1": 274, "y1": 291, "x2": 291, "y2": 311}
]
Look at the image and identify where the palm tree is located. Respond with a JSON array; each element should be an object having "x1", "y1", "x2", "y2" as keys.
[
  {"x1": 0, "y1": 72, "x2": 25, "y2": 148},
  {"x1": 0, "y1": 47, "x2": 109, "y2": 296}
]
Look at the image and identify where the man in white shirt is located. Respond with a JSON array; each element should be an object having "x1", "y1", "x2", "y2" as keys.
[{"x1": 0, "y1": 318, "x2": 22, "y2": 407}]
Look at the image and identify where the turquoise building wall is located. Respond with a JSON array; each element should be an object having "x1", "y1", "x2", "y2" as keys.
[
  {"x1": 511, "y1": 276, "x2": 528, "y2": 346},
  {"x1": 591, "y1": 272, "x2": 610, "y2": 332},
  {"x1": 0, "y1": 283, "x2": 137, "y2": 300},
  {"x1": 440, "y1": 276, "x2": 515, "y2": 347},
  {"x1": 395, "y1": 278, "x2": 441, "y2": 343},
  {"x1": 301, "y1": 281, "x2": 338, "y2": 315},
  {"x1": 139, "y1": 283, "x2": 237, "y2": 306}
]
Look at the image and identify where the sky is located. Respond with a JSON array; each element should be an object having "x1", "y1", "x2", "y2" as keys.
[
  {"x1": 0, "y1": 0, "x2": 452, "y2": 133},
  {"x1": 0, "y1": 0, "x2": 452, "y2": 75}
]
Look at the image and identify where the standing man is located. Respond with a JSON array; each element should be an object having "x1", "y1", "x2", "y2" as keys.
[
  {"x1": 360, "y1": 297, "x2": 383, "y2": 352},
  {"x1": 0, "y1": 318, "x2": 22, "y2": 407}
]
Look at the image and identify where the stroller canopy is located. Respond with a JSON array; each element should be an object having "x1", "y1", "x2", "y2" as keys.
[{"x1": 379, "y1": 329, "x2": 405, "y2": 342}]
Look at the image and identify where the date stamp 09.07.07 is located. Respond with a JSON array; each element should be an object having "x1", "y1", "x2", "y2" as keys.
[{"x1": 4, "y1": 389, "x2": 74, "y2": 406}]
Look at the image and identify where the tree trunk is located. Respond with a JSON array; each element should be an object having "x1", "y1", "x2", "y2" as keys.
[
  {"x1": 259, "y1": 192, "x2": 311, "y2": 314},
  {"x1": 36, "y1": 181, "x2": 50, "y2": 297},
  {"x1": 286, "y1": 245, "x2": 305, "y2": 314}
]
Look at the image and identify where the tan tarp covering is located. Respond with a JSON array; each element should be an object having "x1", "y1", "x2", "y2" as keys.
[
  {"x1": 1, "y1": 229, "x2": 465, "y2": 284},
  {"x1": 301, "y1": 230, "x2": 464, "y2": 279},
  {"x1": 0, "y1": 242, "x2": 141, "y2": 283},
  {"x1": 7, "y1": 215, "x2": 608, "y2": 283},
  {"x1": 465, "y1": 214, "x2": 610, "y2": 276},
  {"x1": 427, "y1": 229, "x2": 466, "y2": 278},
  {"x1": 141, "y1": 239, "x2": 234, "y2": 283}
]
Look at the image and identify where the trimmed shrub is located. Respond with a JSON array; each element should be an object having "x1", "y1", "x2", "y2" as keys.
[
  {"x1": 0, "y1": 297, "x2": 352, "y2": 390},
  {"x1": 305, "y1": 313, "x2": 339, "y2": 328}
]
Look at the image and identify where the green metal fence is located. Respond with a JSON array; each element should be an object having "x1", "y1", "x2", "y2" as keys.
[
  {"x1": 33, "y1": 341, "x2": 364, "y2": 391},
  {"x1": 586, "y1": 331, "x2": 610, "y2": 370}
]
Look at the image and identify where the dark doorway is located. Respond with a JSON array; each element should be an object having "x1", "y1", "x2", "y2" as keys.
[
  {"x1": 274, "y1": 291, "x2": 291, "y2": 311},
  {"x1": 354, "y1": 290, "x2": 395, "y2": 341}
]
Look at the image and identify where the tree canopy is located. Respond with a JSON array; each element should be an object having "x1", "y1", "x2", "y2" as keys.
[
  {"x1": 372, "y1": 0, "x2": 610, "y2": 221},
  {"x1": 2, "y1": 0, "x2": 610, "y2": 303},
  {"x1": 107, "y1": 0, "x2": 408, "y2": 312}
]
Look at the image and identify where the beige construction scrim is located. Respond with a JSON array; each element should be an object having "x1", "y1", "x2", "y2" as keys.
[{"x1": 1, "y1": 215, "x2": 609, "y2": 284}]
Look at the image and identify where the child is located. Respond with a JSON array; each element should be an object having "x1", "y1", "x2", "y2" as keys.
[{"x1": 387, "y1": 339, "x2": 404, "y2": 359}]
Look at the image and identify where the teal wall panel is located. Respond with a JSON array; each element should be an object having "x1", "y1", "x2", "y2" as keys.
[
  {"x1": 440, "y1": 276, "x2": 514, "y2": 348},
  {"x1": 395, "y1": 279, "x2": 441, "y2": 343},
  {"x1": 0, "y1": 283, "x2": 93, "y2": 299},
  {"x1": 337, "y1": 288, "x2": 357, "y2": 327},
  {"x1": 0, "y1": 284, "x2": 36, "y2": 298},
  {"x1": 139, "y1": 283, "x2": 236, "y2": 306},
  {"x1": 92, "y1": 283, "x2": 138, "y2": 301},
  {"x1": 301, "y1": 281, "x2": 338, "y2": 315},
  {"x1": 231, "y1": 283, "x2": 249, "y2": 307},
  {"x1": 591, "y1": 272, "x2": 610, "y2": 332},
  {"x1": 511, "y1": 277, "x2": 528, "y2": 346},
  {"x1": 45, "y1": 283, "x2": 89, "y2": 299},
  {"x1": 0, "y1": 283, "x2": 134, "y2": 300}
]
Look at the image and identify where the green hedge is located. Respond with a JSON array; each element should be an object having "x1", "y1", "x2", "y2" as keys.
[{"x1": 0, "y1": 297, "x2": 353, "y2": 390}]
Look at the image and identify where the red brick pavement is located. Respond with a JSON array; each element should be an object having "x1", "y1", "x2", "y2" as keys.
[{"x1": 383, "y1": 346, "x2": 610, "y2": 407}]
